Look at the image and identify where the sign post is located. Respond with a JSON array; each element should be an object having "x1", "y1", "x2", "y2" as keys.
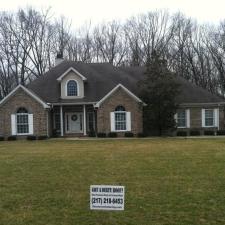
[{"x1": 90, "y1": 185, "x2": 125, "y2": 211}]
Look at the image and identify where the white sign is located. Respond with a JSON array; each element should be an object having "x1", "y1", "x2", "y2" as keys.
[{"x1": 90, "y1": 185, "x2": 125, "y2": 210}]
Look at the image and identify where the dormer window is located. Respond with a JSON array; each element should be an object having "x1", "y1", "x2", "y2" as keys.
[
  {"x1": 67, "y1": 80, "x2": 78, "y2": 96},
  {"x1": 58, "y1": 67, "x2": 86, "y2": 99}
]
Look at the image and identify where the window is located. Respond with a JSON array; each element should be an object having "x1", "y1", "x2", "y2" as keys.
[
  {"x1": 110, "y1": 106, "x2": 131, "y2": 132},
  {"x1": 115, "y1": 105, "x2": 126, "y2": 131},
  {"x1": 54, "y1": 113, "x2": 60, "y2": 131},
  {"x1": 175, "y1": 109, "x2": 190, "y2": 128},
  {"x1": 177, "y1": 110, "x2": 186, "y2": 128},
  {"x1": 202, "y1": 108, "x2": 219, "y2": 128},
  {"x1": 205, "y1": 109, "x2": 214, "y2": 127},
  {"x1": 67, "y1": 80, "x2": 78, "y2": 96},
  {"x1": 16, "y1": 107, "x2": 29, "y2": 134},
  {"x1": 115, "y1": 105, "x2": 125, "y2": 111},
  {"x1": 87, "y1": 112, "x2": 95, "y2": 132}
]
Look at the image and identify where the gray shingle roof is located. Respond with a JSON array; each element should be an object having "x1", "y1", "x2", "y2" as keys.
[
  {"x1": 27, "y1": 61, "x2": 224, "y2": 104},
  {"x1": 120, "y1": 66, "x2": 224, "y2": 104}
]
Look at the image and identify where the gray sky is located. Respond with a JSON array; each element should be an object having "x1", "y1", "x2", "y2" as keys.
[{"x1": 1, "y1": 0, "x2": 225, "y2": 27}]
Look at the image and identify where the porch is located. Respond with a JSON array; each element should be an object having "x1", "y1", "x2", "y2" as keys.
[{"x1": 52, "y1": 104, "x2": 96, "y2": 137}]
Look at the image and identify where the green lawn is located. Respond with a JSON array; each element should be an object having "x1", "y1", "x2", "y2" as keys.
[{"x1": 0, "y1": 138, "x2": 225, "y2": 225}]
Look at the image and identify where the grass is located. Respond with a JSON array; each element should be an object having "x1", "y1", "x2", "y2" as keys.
[{"x1": 0, "y1": 138, "x2": 225, "y2": 225}]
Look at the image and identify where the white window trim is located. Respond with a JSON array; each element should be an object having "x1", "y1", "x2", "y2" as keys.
[
  {"x1": 110, "y1": 111, "x2": 131, "y2": 132},
  {"x1": 65, "y1": 79, "x2": 79, "y2": 97},
  {"x1": 175, "y1": 109, "x2": 190, "y2": 128},
  {"x1": 114, "y1": 111, "x2": 127, "y2": 132},
  {"x1": 16, "y1": 113, "x2": 29, "y2": 135},
  {"x1": 13, "y1": 113, "x2": 34, "y2": 135},
  {"x1": 215, "y1": 108, "x2": 219, "y2": 129},
  {"x1": 11, "y1": 114, "x2": 16, "y2": 135},
  {"x1": 202, "y1": 108, "x2": 219, "y2": 128}
]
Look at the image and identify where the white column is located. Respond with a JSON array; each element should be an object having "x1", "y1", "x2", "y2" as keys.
[
  {"x1": 60, "y1": 105, "x2": 64, "y2": 136},
  {"x1": 83, "y1": 105, "x2": 87, "y2": 136}
]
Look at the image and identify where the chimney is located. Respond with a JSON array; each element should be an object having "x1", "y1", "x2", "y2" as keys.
[{"x1": 55, "y1": 53, "x2": 64, "y2": 66}]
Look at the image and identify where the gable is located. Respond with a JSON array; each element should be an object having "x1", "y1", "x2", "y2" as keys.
[
  {"x1": 60, "y1": 70, "x2": 84, "y2": 99},
  {"x1": 0, "y1": 85, "x2": 49, "y2": 109},
  {"x1": 95, "y1": 84, "x2": 146, "y2": 108},
  {"x1": 57, "y1": 67, "x2": 87, "y2": 81}
]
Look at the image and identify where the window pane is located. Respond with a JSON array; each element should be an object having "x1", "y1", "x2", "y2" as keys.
[
  {"x1": 205, "y1": 118, "x2": 214, "y2": 126},
  {"x1": 54, "y1": 114, "x2": 61, "y2": 130},
  {"x1": 67, "y1": 80, "x2": 77, "y2": 96},
  {"x1": 17, "y1": 124, "x2": 29, "y2": 134},
  {"x1": 115, "y1": 105, "x2": 125, "y2": 111},
  {"x1": 205, "y1": 109, "x2": 214, "y2": 126},
  {"x1": 88, "y1": 113, "x2": 94, "y2": 131},
  {"x1": 177, "y1": 110, "x2": 186, "y2": 127},
  {"x1": 17, "y1": 114, "x2": 29, "y2": 134},
  {"x1": 17, "y1": 114, "x2": 28, "y2": 124},
  {"x1": 17, "y1": 107, "x2": 28, "y2": 113},
  {"x1": 205, "y1": 110, "x2": 213, "y2": 118},
  {"x1": 115, "y1": 112, "x2": 126, "y2": 131}
]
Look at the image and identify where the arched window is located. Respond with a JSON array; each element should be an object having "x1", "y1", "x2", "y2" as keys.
[
  {"x1": 17, "y1": 107, "x2": 28, "y2": 113},
  {"x1": 115, "y1": 105, "x2": 125, "y2": 112},
  {"x1": 16, "y1": 107, "x2": 29, "y2": 134},
  {"x1": 67, "y1": 80, "x2": 78, "y2": 96}
]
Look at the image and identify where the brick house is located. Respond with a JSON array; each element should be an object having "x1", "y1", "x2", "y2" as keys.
[{"x1": 0, "y1": 60, "x2": 224, "y2": 138}]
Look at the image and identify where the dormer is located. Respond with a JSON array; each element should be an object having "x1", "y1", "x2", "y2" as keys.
[{"x1": 57, "y1": 67, "x2": 87, "y2": 99}]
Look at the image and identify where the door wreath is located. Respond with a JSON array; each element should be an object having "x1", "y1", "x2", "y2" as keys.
[{"x1": 71, "y1": 114, "x2": 78, "y2": 121}]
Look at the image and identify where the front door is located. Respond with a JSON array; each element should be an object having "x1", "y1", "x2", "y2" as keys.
[{"x1": 65, "y1": 113, "x2": 83, "y2": 133}]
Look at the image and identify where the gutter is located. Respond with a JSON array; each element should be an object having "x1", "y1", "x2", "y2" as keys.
[
  {"x1": 50, "y1": 102, "x2": 97, "y2": 106},
  {"x1": 179, "y1": 102, "x2": 225, "y2": 107}
]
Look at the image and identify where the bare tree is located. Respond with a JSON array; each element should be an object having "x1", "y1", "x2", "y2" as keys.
[{"x1": 93, "y1": 21, "x2": 127, "y2": 65}]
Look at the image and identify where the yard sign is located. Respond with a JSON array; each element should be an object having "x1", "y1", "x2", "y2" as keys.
[{"x1": 90, "y1": 185, "x2": 125, "y2": 210}]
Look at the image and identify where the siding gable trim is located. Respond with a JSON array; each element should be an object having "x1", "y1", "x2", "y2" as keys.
[{"x1": 57, "y1": 67, "x2": 87, "y2": 81}]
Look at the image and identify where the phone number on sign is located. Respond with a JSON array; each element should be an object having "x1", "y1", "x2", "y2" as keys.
[{"x1": 92, "y1": 198, "x2": 123, "y2": 205}]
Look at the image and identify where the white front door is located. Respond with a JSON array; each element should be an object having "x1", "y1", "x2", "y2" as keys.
[{"x1": 65, "y1": 113, "x2": 83, "y2": 133}]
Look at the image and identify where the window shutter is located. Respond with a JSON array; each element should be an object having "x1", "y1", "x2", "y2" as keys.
[
  {"x1": 110, "y1": 112, "x2": 115, "y2": 132},
  {"x1": 28, "y1": 114, "x2": 34, "y2": 134},
  {"x1": 174, "y1": 113, "x2": 178, "y2": 123},
  {"x1": 126, "y1": 112, "x2": 131, "y2": 131},
  {"x1": 214, "y1": 108, "x2": 219, "y2": 128},
  {"x1": 11, "y1": 114, "x2": 16, "y2": 135},
  {"x1": 186, "y1": 109, "x2": 190, "y2": 128},
  {"x1": 201, "y1": 109, "x2": 205, "y2": 127}
]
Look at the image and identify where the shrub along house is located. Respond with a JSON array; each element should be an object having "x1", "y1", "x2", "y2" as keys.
[{"x1": 0, "y1": 60, "x2": 224, "y2": 138}]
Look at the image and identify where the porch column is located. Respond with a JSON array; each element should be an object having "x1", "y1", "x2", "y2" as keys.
[
  {"x1": 60, "y1": 105, "x2": 64, "y2": 136},
  {"x1": 83, "y1": 105, "x2": 87, "y2": 136}
]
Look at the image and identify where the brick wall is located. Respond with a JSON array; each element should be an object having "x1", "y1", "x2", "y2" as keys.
[
  {"x1": 97, "y1": 87, "x2": 143, "y2": 135},
  {"x1": 0, "y1": 88, "x2": 49, "y2": 137}
]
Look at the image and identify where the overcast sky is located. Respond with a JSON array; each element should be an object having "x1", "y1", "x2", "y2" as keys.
[{"x1": 1, "y1": 0, "x2": 225, "y2": 28}]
